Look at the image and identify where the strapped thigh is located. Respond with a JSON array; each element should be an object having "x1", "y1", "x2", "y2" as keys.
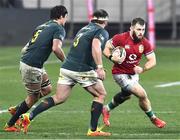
[{"x1": 41, "y1": 79, "x2": 51, "y2": 88}]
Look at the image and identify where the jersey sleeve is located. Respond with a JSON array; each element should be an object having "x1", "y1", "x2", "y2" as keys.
[
  {"x1": 143, "y1": 39, "x2": 154, "y2": 56},
  {"x1": 94, "y1": 29, "x2": 109, "y2": 49},
  {"x1": 53, "y1": 26, "x2": 66, "y2": 41},
  {"x1": 111, "y1": 34, "x2": 123, "y2": 47}
]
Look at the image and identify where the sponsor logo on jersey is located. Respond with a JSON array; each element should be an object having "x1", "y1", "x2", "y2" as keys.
[
  {"x1": 126, "y1": 54, "x2": 138, "y2": 64},
  {"x1": 139, "y1": 45, "x2": 144, "y2": 53},
  {"x1": 129, "y1": 54, "x2": 137, "y2": 60}
]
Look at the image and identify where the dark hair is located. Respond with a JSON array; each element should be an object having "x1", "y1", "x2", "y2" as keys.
[
  {"x1": 50, "y1": 5, "x2": 68, "y2": 20},
  {"x1": 131, "y1": 17, "x2": 145, "y2": 26},
  {"x1": 91, "y1": 9, "x2": 109, "y2": 24}
]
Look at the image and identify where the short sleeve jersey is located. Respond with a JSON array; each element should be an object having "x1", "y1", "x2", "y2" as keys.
[
  {"x1": 62, "y1": 22, "x2": 109, "y2": 72},
  {"x1": 111, "y1": 31, "x2": 153, "y2": 74},
  {"x1": 21, "y1": 20, "x2": 66, "y2": 68}
]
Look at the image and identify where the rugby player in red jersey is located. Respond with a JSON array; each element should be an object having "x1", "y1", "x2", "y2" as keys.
[{"x1": 102, "y1": 17, "x2": 166, "y2": 128}]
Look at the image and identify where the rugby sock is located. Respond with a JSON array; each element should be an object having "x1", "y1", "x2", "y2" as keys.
[
  {"x1": 8, "y1": 101, "x2": 29, "y2": 126},
  {"x1": 107, "y1": 92, "x2": 129, "y2": 111},
  {"x1": 29, "y1": 97, "x2": 55, "y2": 120},
  {"x1": 145, "y1": 110, "x2": 156, "y2": 119},
  {"x1": 90, "y1": 101, "x2": 103, "y2": 131},
  {"x1": 15, "y1": 104, "x2": 20, "y2": 110},
  {"x1": 107, "y1": 101, "x2": 118, "y2": 111},
  {"x1": 107, "y1": 97, "x2": 120, "y2": 111}
]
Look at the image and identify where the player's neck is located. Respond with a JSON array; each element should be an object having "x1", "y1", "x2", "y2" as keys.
[
  {"x1": 129, "y1": 31, "x2": 134, "y2": 40},
  {"x1": 53, "y1": 19, "x2": 63, "y2": 26},
  {"x1": 95, "y1": 23, "x2": 105, "y2": 28}
]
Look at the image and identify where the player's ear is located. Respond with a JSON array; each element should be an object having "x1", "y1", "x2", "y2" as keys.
[{"x1": 130, "y1": 26, "x2": 133, "y2": 31}]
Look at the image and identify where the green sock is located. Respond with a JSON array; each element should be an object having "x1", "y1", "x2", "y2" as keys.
[
  {"x1": 145, "y1": 110, "x2": 155, "y2": 119},
  {"x1": 29, "y1": 97, "x2": 55, "y2": 120},
  {"x1": 90, "y1": 101, "x2": 103, "y2": 131},
  {"x1": 107, "y1": 101, "x2": 118, "y2": 111}
]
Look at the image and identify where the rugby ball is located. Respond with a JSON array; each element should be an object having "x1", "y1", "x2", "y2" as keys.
[{"x1": 112, "y1": 47, "x2": 126, "y2": 64}]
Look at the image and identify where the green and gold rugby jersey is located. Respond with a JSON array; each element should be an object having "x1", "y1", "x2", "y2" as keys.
[
  {"x1": 21, "y1": 20, "x2": 66, "y2": 68},
  {"x1": 62, "y1": 22, "x2": 109, "y2": 72}
]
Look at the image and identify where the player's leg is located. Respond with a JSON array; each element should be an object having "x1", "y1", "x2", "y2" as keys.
[
  {"x1": 5, "y1": 62, "x2": 42, "y2": 132},
  {"x1": 102, "y1": 89, "x2": 131, "y2": 126},
  {"x1": 28, "y1": 84, "x2": 73, "y2": 121},
  {"x1": 102, "y1": 74, "x2": 132, "y2": 126},
  {"x1": 20, "y1": 68, "x2": 75, "y2": 133},
  {"x1": 8, "y1": 69, "x2": 52, "y2": 116},
  {"x1": 20, "y1": 84, "x2": 73, "y2": 133},
  {"x1": 129, "y1": 82, "x2": 166, "y2": 128},
  {"x1": 5, "y1": 83, "x2": 41, "y2": 132},
  {"x1": 84, "y1": 79, "x2": 111, "y2": 136},
  {"x1": 40, "y1": 69, "x2": 52, "y2": 97}
]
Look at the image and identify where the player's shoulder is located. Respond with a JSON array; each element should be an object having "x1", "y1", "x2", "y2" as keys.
[
  {"x1": 113, "y1": 31, "x2": 129, "y2": 40},
  {"x1": 99, "y1": 28, "x2": 109, "y2": 37},
  {"x1": 142, "y1": 37, "x2": 151, "y2": 46},
  {"x1": 46, "y1": 20, "x2": 64, "y2": 30},
  {"x1": 93, "y1": 24, "x2": 109, "y2": 38}
]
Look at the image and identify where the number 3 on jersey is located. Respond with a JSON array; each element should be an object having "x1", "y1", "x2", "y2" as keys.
[
  {"x1": 73, "y1": 33, "x2": 83, "y2": 47},
  {"x1": 31, "y1": 30, "x2": 42, "y2": 43}
]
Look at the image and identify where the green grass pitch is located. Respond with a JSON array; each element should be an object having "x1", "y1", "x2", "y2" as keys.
[{"x1": 0, "y1": 45, "x2": 180, "y2": 139}]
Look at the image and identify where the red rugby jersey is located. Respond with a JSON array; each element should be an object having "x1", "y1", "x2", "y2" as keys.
[{"x1": 111, "y1": 31, "x2": 154, "y2": 74}]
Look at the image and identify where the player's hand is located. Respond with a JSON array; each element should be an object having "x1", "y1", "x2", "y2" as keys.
[
  {"x1": 96, "y1": 68, "x2": 106, "y2": 81},
  {"x1": 133, "y1": 65, "x2": 143, "y2": 74}
]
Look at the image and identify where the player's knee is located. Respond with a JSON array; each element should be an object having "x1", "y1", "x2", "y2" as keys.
[
  {"x1": 138, "y1": 90, "x2": 147, "y2": 100},
  {"x1": 52, "y1": 94, "x2": 67, "y2": 105},
  {"x1": 41, "y1": 80, "x2": 52, "y2": 96},
  {"x1": 98, "y1": 90, "x2": 107, "y2": 100},
  {"x1": 41, "y1": 84, "x2": 52, "y2": 97}
]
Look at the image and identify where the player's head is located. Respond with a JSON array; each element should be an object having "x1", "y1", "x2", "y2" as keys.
[
  {"x1": 50, "y1": 5, "x2": 68, "y2": 25},
  {"x1": 91, "y1": 9, "x2": 109, "y2": 27},
  {"x1": 130, "y1": 17, "x2": 146, "y2": 42}
]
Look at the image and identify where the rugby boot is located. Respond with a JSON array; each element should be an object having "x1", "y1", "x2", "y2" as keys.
[
  {"x1": 87, "y1": 129, "x2": 111, "y2": 136},
  {"x1": 20, "y1": 113, "x2": 31, "y2": 134},
  {"x1": 4, "y1": 123, "x2": 20, "y2": 132},
  {"x1": 102, "y1": 106, "x2": 110, "y2": 126},
  {"x1": 151, "y1": 117, "x2": 166, "y2": 128},
  {"x1": 8, "y1": 106, "x2": 17, "y2": 116}
]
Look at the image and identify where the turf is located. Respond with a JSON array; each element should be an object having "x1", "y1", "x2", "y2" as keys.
[{"x1": 0, "y1": 45, "x2": 180, "y2": 139}]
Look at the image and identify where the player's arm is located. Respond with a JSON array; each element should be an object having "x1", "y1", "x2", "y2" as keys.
[
  {"x1": 52, "y1": 39, "x2": 66, "y2": 62},
  {"x1": 143, "y1": 52, "x2": 156, "y2": 71},
  {"x1": 134, "y1": 52, "x2": 156, "y2": 74},
  {"x1": 103, "y1": 40, "x2": 122, "y2": 63},
  {"x1": 103, "y1": 40, "x2": 113, "y2": 58},
  {"x1": 92, "y1": 38, "x2": 105, "y2": 80}
]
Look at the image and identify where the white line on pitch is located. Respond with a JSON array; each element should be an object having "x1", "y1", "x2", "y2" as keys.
[
  {"x1": 155, "y1": 81, "x2": 180, "y2": 88},
  {"x1": 0, "y1": 109, "x2": 8, "y2": 114},
  {"x1": 0, "y1": 131, "x2": 175, "y2": 137},
  {"x1": 0, "y1": 109, "x2": 176, "y2": 115}
]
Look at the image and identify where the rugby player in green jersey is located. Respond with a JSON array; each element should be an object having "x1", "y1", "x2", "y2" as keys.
[
  {"x1": 4, "y1": 5, "x2": 68, "y2": 132},
  {"x1": 20, "y1": 9, "x2": 111, "y2": 136}
]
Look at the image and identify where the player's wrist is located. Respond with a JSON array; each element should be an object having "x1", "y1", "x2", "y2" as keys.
[{"x1": 97, "y1": 64, "x2": 103, "y2": 69}]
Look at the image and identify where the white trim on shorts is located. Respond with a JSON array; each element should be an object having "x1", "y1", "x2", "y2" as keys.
[{"x1": 58, "y1": 68, "x2": 98, "y2": 87}]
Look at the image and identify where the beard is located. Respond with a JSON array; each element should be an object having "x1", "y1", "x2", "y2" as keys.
[{"x1": 132, "y1": 31, "x2": 143, "y2": 43}]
